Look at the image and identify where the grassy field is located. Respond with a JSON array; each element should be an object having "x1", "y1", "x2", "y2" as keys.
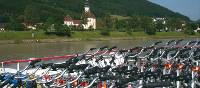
[
  {"x1": 0, "y1": 31, "x2": 200, "y2": 42},
  {"x1": 0, "y1": 31, "x2": 59, "y2": 40}
]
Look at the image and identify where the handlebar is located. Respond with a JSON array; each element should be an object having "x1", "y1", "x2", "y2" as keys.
[
  {"x1": 166, "y1": 40, "x2": 175, "y2": 45},
  {"x1": 154, "y1": 41, "x2": 162, "y2": 46},
  {"x1": 41, "y1": 63, "x2": 53, "y2": 69},
  {"x1": 108, "y1": 46, "x2": 117, "y2": 51},
  {"x1": 30, "y1": 59, "x2": 41, "y2": 66}
]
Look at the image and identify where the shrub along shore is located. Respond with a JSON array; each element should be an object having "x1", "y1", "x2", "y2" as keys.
[{"x1": 0, "y1": 31, "x2": 200, "y2": 44}]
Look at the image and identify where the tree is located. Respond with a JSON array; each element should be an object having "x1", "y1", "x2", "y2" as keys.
[
  {"x1": 63, "y1": 25, "x2": 72, "y2": 37},
  {"x1": 145, "y1": 24, "x2": 156, "y2": 35},
  {"x1": 141, "y1": 16, "x2": 156, "y2": 35},
  {"x1": 6, "y1": 23, "x2": 25, "y2": 31},
  {"x1": 166, "y1": 18, "x2": 183, "y2": 31},
  {"x1": 43, "y1": 17, "x2": 56, "y2": 32},
  {"x1": 155, "y1": 20, "x2": 165, "y2": 32},
  {"x1": 115, "y1": 20, "x2": 128, "y2": 31},
  {"x1": 5, "y1": 16, "x2": 25, "y2": 31},
  {"x1": 128, "y1": 16, "x2": 144, "y2": 32},
  {"x1": 184, "y1": 23, "x2": 195, "y2": 35},
  {"x1": 103, "y1": 13, "x2": 115, "y2": 29},
  {"x1": 54, "y1": 23, "x2": 71, "y2": 37},
  {"x1": 190, "y1": 22, "x2": 198, "y2": 30},
  {"x1": 129, "y1": 16, "x2": 142, "y2": 29},
  {"x1": 24, "y1": 4, "x2": 40, "y2": 25},
  {"x1": 0, "y1": 16, "x2": 9, "y2": 23}
]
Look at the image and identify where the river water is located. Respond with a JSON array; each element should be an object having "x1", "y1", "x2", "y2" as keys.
[
  {"x1": 0, "y1": 38, "x2": 199, "y2": 61},
  {"x1": 0, "y1": 39, "x2": 153, "y2": 61}
]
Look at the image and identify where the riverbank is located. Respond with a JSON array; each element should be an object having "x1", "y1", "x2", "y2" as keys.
[{"x1": 0, "y1": 31, "x2": 200, "y2": 44}]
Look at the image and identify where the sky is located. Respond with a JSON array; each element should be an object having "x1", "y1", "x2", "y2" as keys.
[{"x1": 149, "y1": 0, "x2": 200, "y2": 21}]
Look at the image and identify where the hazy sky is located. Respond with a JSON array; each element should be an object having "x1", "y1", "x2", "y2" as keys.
[{"x1": 149, "y1": 0, "x2": 200, "y2": 21}]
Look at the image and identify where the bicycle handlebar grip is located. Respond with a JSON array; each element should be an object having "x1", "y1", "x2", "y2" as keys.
[
  {"x1": 30, "y1": 59, "x2": 41, "y2": 66},
  {"x1": 143, "y1": 81, "x2": 172, "y2": 88}
]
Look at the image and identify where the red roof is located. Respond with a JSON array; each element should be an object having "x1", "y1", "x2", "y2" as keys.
[
  {"x1": 73, "y1": 20, "x2": 81, "y2": 25},
  {"x1": 64, "y1": 15, "x2": 73, "y2": 21},
  {"x1": 85, "y1": 11, "x2": 96, "y2": 18}
]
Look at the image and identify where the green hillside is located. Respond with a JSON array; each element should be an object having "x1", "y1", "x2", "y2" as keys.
[{"x1": 0, "y1": 0, "x2": 189, "y2": 23}]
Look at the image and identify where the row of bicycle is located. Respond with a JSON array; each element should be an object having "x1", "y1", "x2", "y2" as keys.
[{"x1": 1, "y1": 39, "x2": 200, "y2": 88}]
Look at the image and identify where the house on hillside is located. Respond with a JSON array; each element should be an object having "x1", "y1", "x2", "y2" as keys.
[
  {"x1": 22, "y1": 23, "x2": 43, "y2": 30},
  {"x1": 153, "y1": 17, "x2": 167, "y2": 32},
  {"x1": 64, "y1": 16, "x2": 81, "y2": 27},
  {"x1": 23, "y1": 23, "x2": 37, "y2": 30},
  {"x1": 64, "y1": 0, "x2": 96, "y2": 29},
  {"x1": 153, "y1": 17, "x2": 166, "y2": 24},
  {"x1": 194, "y1": 27, "x2": 200, "y2": 33}
]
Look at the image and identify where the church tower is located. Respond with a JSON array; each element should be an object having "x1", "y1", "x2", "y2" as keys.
[
  {"x1": 82, "y1": 0, "x2": 96, "y2": 29},
  {"x1": 64, "y1": 0, "x2": 96, "y2": 29},
  {"x1": 84, "y1": 0, "x2": 90, "y2": 12}
]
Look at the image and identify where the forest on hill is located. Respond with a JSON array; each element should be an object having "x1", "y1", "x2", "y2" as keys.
[{"x1": 0, "y1": 0, "x2": 189, "y2": 23}]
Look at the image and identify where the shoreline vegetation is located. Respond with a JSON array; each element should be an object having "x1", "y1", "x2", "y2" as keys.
[{"x1": 0, "y1": 31, "x2": 200, "y2": 44}]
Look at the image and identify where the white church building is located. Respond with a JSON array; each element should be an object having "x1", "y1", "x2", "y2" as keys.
[{"x1": 64, "y1": 0, "x2": 96, "y2": 29}]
